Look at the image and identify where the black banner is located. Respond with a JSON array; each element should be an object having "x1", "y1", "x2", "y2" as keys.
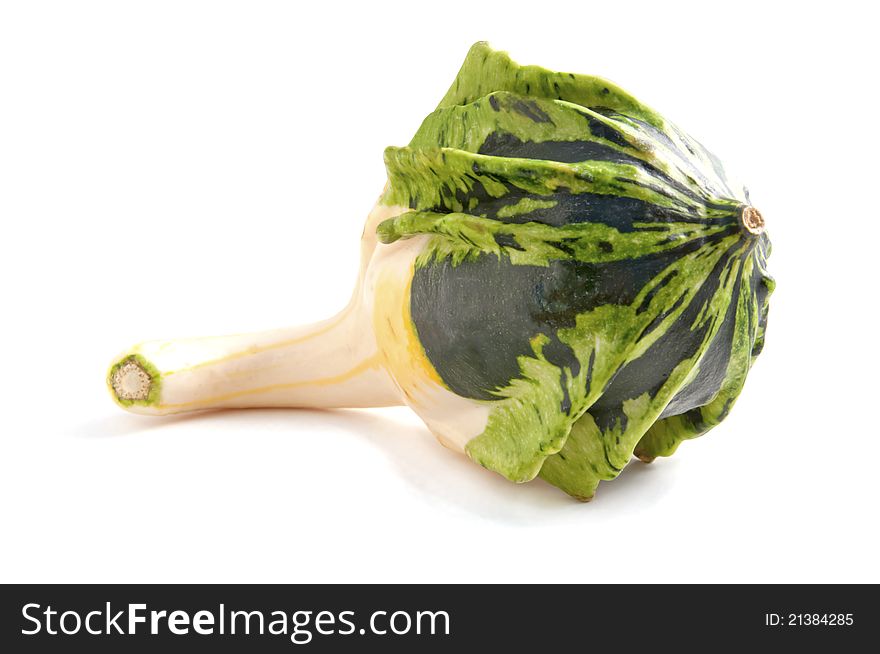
[{"x1": 1, "y1": 584, "x2": 874, "y2": 651}]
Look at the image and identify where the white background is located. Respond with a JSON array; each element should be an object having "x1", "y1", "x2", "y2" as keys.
[{"x1": 2, "y1": 1, "x2": 878, "y2": 583}]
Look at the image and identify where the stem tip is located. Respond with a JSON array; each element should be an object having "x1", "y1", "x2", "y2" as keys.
[
  {"x1": 110, "y1": 356, "x2": 154, "y2": 402},
  {"x1": 740, "y1": 206, "x2": 765, "y2": 235}
]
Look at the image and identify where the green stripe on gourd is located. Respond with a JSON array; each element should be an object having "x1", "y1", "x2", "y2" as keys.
[
  {"x1": 383, "y1": 146, "x2": 737, "y2": 219},
  {"x1": 378, "y1": 210, "x2": 737, "y2": 268},
  {"x1": 437, "y1": 42, "x2": 665, "y2": 128}
]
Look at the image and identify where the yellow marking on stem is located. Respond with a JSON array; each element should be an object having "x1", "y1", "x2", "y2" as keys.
[
  {"x1": 373, "y1": 260, "x2": 444, "y2": 394},
  {"x1": 163, "y1": 307, "x2": 351, "y2": 377},
  {"x1": 403, "y1": 277, "x2": 444, "y2": 387},
  {"x1": 155, "y1": 352, "x2": 383, "y2": 410}
]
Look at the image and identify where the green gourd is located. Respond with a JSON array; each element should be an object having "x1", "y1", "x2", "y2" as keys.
[{"x1": 108, "y1": 43, "x2": 773, "y2": 501}]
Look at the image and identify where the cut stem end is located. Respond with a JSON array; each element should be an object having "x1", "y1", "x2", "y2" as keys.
[
  {"x1": 109, "y1": 355, "x2": 159, "y2": 406},
  {"x1": 740, "y1": 206, "x2": 765, "y2": 235}
]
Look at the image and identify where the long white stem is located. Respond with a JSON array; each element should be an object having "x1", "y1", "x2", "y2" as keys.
[{"x1": 108, "y1": 301, "x2": 402, "y2": 415}]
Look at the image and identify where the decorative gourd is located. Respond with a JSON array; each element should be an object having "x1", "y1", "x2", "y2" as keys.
[{"x1": 108, "y1": 43, "x2": 774, "y2": 500}]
